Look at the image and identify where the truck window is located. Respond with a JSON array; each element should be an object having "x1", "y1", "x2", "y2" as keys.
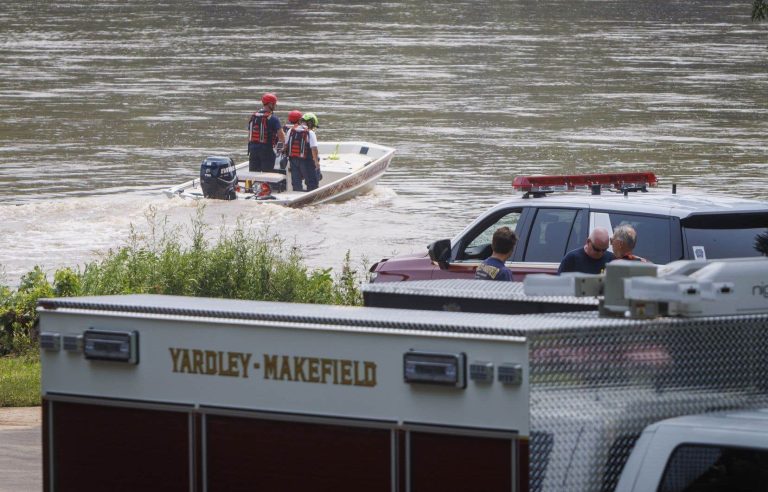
[
  {"x1": 607, "y1": 213, "x2": 672, "y2": 264},
  {"x1": 682, "y1": 213, "x2": 768, "y2": 260},
  {"x1": 524, "y1": 208, "x2": 578, "y2": 262},
  {"x1": 566, "y1": 209, "x2": 589, "y2": 253},
  {"x1": 461, "y1": 209, "x2": 523, "y2": 260},
  {"x1": 658, "y1": 444, "x2": 768, "y2": 492}
]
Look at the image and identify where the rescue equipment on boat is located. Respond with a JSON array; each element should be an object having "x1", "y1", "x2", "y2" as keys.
[
  {"x1": 257, "y1": 182, "x2": 271, "y2": 196},
  {"x1": 248, "y1": 173, "x2": 287, "y2": 201}
]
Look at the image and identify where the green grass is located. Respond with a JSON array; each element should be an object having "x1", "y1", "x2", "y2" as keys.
[{"x1": 0, "y1": 355, "x2": 41, "y2": 407}]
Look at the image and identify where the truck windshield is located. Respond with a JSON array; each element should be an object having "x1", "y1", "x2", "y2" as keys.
[{"x1": 682, "y1": 213, "x2": 768, "y2": 259}]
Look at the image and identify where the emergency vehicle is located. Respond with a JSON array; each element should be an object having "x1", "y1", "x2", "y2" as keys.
[
  {"x1": 369, "y1": 172, "x2": 768, "y2": 282},
  {"x1": 38, "y1": 257, "x2": 768, "y2": 491}
]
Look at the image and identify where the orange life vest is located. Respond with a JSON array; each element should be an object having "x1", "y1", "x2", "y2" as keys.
[
  {"x1": 287, "y1": 128, "x2": 310, "y2": 159},
  {"x1": 248, "y1": 109, "x2": 272, "y2": 144}
]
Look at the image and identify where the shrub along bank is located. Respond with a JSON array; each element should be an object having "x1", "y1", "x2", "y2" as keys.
[{"x1": 0, "y1": 209, "x2": 366, "y2": 404}]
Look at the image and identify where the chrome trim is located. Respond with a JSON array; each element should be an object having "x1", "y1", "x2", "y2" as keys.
[
  {"x1": 506, "y1": 261, "x2": 559, "y2": 270},
  {"x1": 43, "y1": 393, "x2": 194, "y2": 412},
  {"x1": 38, "y1": 306, "x2": 526, "y2": 342},
  {"x1": 198, "y1": 405, "x2": 397, "y2": 429},
  {"x1": 400, "y1": 422, "x2": 518, "y2": 440},
  {"x1": 448, "y1": 260, "x2": 559, "y2": 271}
]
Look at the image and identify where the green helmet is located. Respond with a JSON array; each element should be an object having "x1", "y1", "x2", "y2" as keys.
[{"x1": 301, "y1": 112, "x2": 319, "y2": 128}]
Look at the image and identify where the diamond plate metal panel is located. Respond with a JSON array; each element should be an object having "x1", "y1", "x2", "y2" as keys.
[
  {"x1": 363, "y1": 279, "x2": 599, "y2": 304},
  {"x1": 528, "y1": 315, "x2": 768, "y2": 491}
]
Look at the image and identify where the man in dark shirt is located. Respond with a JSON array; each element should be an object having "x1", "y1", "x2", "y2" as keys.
[
  {"x1": 557, "y1": 227, "x2": 615, "y2": 274},
  {"x1": 475, "y1": 226, "x2": 518, "y2": 281}
]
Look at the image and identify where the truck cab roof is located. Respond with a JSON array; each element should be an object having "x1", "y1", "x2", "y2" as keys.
[{"x1": 482, "y1": 191, "x2": 768, "y2": 218}]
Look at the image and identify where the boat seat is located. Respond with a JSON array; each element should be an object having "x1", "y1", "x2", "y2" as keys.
[{"x1": 237, "y1": 171, "x2": 286, "y2": 183}]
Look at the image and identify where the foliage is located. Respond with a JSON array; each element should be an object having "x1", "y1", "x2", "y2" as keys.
[
  {"x1": 0, "y1": 267, "x2": 53, "y2": 357},
  {"x1": 0, "y1": 205, "x2": 366, "y2": 358},
  {"x1": 754, "y1": 0, "x2": 767, "y2": 21},
  {"x1": 333, "y1": 251, "x2": 365, "y2": 306}
]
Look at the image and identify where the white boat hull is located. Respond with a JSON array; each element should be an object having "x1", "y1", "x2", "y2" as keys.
[{"x1": 164, "y1": 141, "x2": 395, "y2": 208}]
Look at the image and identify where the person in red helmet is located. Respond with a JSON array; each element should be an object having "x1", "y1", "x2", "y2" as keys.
[
  {"x1": 286, "y1": 110, "x2": 302, "y2": 128},
  {"x1": 247, "y1": 93, "x2": 285, "y2": 173},
  {"x1": 278, "y1": 110, "x2": 303, "y2": 172},
  {"x1": 285, "y1": 112, "x2": 320, "y2": 192}
]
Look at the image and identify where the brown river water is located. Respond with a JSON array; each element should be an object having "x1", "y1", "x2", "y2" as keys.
[{"x1": 1, "y1": 1, "x2": 766, "y2": 284}]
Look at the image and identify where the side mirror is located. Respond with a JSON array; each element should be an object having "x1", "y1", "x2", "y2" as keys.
[{"x1": 428, "y1": 239, "x2": 452, "y2": 270}]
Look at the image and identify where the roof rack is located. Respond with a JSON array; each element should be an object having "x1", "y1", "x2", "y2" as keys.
[{"x1": 512, "y1": 172, "x2": 658, "y2": 198}]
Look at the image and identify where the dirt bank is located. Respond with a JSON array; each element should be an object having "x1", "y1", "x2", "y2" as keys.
[{"x1": 0, "y1": 407, "x2": 41, "y2": 430}]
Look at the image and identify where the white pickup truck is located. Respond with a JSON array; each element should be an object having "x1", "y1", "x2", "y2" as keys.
[{"x1": 617, "y1": 409, "x2": 768, "y2": 491}]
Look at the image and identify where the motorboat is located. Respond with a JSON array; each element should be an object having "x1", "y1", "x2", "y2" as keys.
[{"x1": 164, "y1": 141, "x2": 395, "y2": 208}]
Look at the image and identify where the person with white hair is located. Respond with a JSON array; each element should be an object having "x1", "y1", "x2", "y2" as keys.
[
  {"x1": 557, "y1": 227, "x2": 615, "y2": 274},
  {"x1": 610, "y1": 224, "x2": 647, "y2": 262}
]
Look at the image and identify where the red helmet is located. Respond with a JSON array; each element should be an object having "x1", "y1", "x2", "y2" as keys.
[
  {"x1": 288, "y1": 110, "x2": 303, "y2": 123},
  {"x1": 261, "y1": 93, "x2": 277, "y2": 106}
]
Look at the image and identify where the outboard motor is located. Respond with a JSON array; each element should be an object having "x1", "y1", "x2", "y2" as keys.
[{"x1": 200, "y1": 156, "x2": 237, "y2": 200}]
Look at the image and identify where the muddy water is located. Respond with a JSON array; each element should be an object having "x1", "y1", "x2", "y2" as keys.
[{"x1": 1, "y1": 1, "x2": 766, "y2": 284}]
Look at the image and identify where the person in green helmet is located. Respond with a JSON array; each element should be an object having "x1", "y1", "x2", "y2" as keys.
[
  {"x1": 285, "y1": 112, "x2": 321, "y2": 191},
  {"x1": 302, "y1": 113, "x2": 322, "y2": 187}
]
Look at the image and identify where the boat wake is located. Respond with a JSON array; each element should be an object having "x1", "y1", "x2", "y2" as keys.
[{"x1": 0, "y1": 185, "x2": 400, "y2": 287}]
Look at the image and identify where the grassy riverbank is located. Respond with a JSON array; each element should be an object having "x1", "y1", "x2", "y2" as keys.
[
  {"x1": 0, "y1": 207, "x2": 367, "y2": 406},
  {"x1": 0, "y1": 356, "x2": 40, "y2": 407}
]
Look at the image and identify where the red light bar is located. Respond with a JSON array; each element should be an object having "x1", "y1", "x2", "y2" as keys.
[{"x1": 512, "y1": 172, "x2": 657, "y2": 192}]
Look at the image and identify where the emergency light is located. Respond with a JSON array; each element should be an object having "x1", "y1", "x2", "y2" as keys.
[
  {"x1": 512, "y1": 172, "x2": 657, "y2": 194},
  {"x1": 498, "y1": 363, "x2": 524, "y2": 386},
  {"x1": 469, "y1": 361, "x2": 494, "y2": 383},
  {"x1": 62, "y1": 333, "x2": 83, "y2": 352},
  {"x1": 403, "y1": 351, "x2": 466, "y2": 388}
]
